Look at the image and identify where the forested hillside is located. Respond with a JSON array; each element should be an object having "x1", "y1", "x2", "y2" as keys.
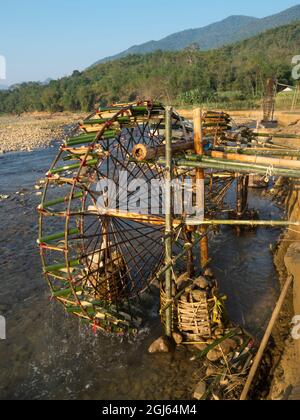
[{"x1": 1, "y1": 21, "x2": 300, "y2": 114}]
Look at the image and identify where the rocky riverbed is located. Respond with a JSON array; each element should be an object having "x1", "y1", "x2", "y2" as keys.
[{"x1": 0, "y1": 112, "x2": 84, "y2": 153}]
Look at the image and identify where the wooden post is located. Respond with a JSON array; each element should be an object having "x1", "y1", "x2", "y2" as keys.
[
  {"x1": 242, "y1": 175, "x2": 249, "y2": 212},
  {"x1": 165, "y1": 106, "x2": 173, "y2": 338},
  {"x1": 193, "y1": 108, "x2": 209, "y2": 268},
  {"x1": 236, "y1": 175, "x2": 243, "y2": 236},
  {"x1": 240, "y1": 275, "x2": 294, "y2": 400}
]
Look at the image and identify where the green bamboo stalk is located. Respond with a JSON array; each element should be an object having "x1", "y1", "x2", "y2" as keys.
[
  {"x1": 52, "y1": 287, "x2": 83, "y2": 298},
  {"x1": 41, "y1": 192, "x2": 83, "y2": 208},
  {"x1": 196, "y1": 328, "x2": 241, "y2": 359},
  {"x1": 68, "y1": 133, "x2": 96, "y2": 143},
  {"x1": 37, "y1": 228, "x2": 80, "y2": 244},
  {"x1": 66, "y1": 130, "x2": 117, "y2": 146},
  {"x1": 66, "y1": 306, "x2": 95, "y2": 315},
  {"x1": 83, "y1": 116, "x2": 130, "y2": 125},
  {"x1": 44, "y1": 259, "x2": 81, "y2": 273},
  {"x1": 48, "y1": 158, "x2": 98, "y2": 175},
  {"x1": 160, "y1": 156, "x2": 300, "y2": 179}
]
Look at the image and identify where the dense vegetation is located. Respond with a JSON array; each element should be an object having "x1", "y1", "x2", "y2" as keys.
[{"x1": 1, "y1": 21, "x2": 300, "y2": 114}]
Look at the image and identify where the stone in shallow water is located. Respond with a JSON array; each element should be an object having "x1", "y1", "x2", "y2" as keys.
[
  {"x1": 207, "y1": 348, "x2": 222, "y2": 362},
  {"x1": 207, "y1": 338, "x2": 237, "y2": 362},
  {"x1": 172, "y1": 332, "x2": 183, "y2": 345},
  {"x1": 192, "y1": 290, "x2": 207, "y2": 302},
  {"x1": 193, "y1": 381, "x2": 207, "y2": 400},
  {"x1": 193, "y1": 342, "x2": 207, "y2": 351},
  {"x1": 148, "y1": 336, "x2": 174, "y2": 354},
  {"x1": 195, "y1": 276, "x2": 210, "y2": 289},
  {"x1": 220, "y1": 338, "x2": 237, "y2": 354},
  {"x1": 206, "y1": 365, "x2": 218, "y2": 377}
]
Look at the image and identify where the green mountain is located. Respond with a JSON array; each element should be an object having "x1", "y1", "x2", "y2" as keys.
[
  {"x1": 94, "y1": 5, "x2": 300, "y2": 64},
  {"x1": 1, "y1": 21, "x2": 300, "y2": 114}
]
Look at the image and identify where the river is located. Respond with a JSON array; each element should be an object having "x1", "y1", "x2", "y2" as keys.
[{"x1": 0, "y1": 146, "x2": 281, "y2": 400}]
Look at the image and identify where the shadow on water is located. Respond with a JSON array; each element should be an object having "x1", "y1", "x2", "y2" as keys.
[{"x1": 0, "y1": 147, "x2": 281, "y2": 400}]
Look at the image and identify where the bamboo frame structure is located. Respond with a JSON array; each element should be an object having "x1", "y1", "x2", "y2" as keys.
[
  {"x1": 38, "y1": 99, "x2": 300, "y2": 344},
  {"x1": 164, "y1": 106, "x2": 173, "y2": 338},
  {"x1": 162, "y1": 156, "x2": 300, "y2": 179},
  {"x1": 194, "y1": 109, "x2": 209, "y2": 269}
]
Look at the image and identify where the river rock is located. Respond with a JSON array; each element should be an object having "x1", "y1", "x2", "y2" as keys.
[
  {"x1": 148, "y1": 336, "x2": 174, "y2": 354},
  {"x1": 0, "y1": 149, "x2": 5, "y2": 154},
  {"x1": 204, "y1": 268, "x2": 214, "y2": 278},
  {"x1": 206, "y1": 365, "x2": 218, "y2": 377},
  {"x1": 193, "y1": 381, "x2": 207, "y2": 400},
  {"x1": 172, "y1": 332, "x2": 183, "y2": 345},
  {"x1": 0, "y1": 194, "x2": 9, "y2": 201},
  {"x1": 194, "y1": 276, "x2": 209, "y2": 289},
  {"x1": 207, "y1": 338, "x2": 237, "y2": 361},
  {"x1": 220, "y1": 338, "x2": 237, "y2": 354},
  {"x1": 193, "y1": 342, "x2": 207, "y2": 351},
  {"x1": 207, "y1": 348, "x2": 223, "y2": 362},
  {"x1": 192, "y1": 290, "x2": 206, "y2": 302},
  {"x1": 214, "y1": 328, "x2": 224, "y2": 339},
  {"x1": 180, "y1": 294, "x2": 188, "y2": 303},
  {"x1": 176, "y1": 272, "x2": 190, "y2": 289}
]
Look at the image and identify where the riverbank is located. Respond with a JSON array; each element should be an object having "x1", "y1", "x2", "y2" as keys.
[
  {"x1": 0, "y1": 112, "x2": 84, "y2": 153},
  {"x1": 268, "y1": 179, "x2": 300, "y2": 400}
]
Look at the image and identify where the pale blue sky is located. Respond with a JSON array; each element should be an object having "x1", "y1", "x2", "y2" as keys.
[{"x1": 0, "y1": 0, "x2": 299, "y2": 85}]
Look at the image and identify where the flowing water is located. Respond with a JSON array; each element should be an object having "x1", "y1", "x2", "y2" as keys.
[{"x1": 0, "y1": 146, "x2": 281, "y2": 400}]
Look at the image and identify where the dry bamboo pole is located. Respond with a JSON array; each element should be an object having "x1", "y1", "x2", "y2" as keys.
[
  {"x1": 165, "y1": 106, "x2": 173, "y2": 338},
  {"x1": 87, "y1": 206, "x2": 182, "y2": 227},
  {"x1": 194, "y1": 108, "x2": 209, "y2": 268},
  {"x1": 214, "y1": 147, "x2": 300, "y2": 158},
  {"x1": 132, "y1": 142, "x2": 300, "y2": 164},
  {"x1": 185, "y1": 219, "x2": 300, "y2": 227},
  {"x1": 209, "y1": 151, "x2": 300, "y2": 170},
  {"x1": 254, "y1": 132, "x2": 300, "y2": 140},
  {"x1": 132, "y1": 141, "x2": 195, "y2": 162},
  {"x1": 242, "y1": 175, "x2": 249, "y2": 213},
  {"x1": 240, "y1": 275, "x2": 294, "y2": 401},
  {"x1": 236, "y1": 175, "x2": 243, "y2": 235},
  {"x1": 167, "y1": 156, "x2": 300, "y2": 179}
]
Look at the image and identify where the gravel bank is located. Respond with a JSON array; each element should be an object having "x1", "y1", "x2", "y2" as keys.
[{"x1": 0, "y1": 112, "x2": 84, "y2": 153}]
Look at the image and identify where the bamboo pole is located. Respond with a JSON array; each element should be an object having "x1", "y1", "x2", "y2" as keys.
[
  {"x1": 214, "y1": 147, "x2": 300, "y2": 158},
  {"x1": 163, "y1": 156, "x2": 300, "y2": 179},
  {"x1": 132, "y1": 141, "x2": 195, "y2": 162},
  {"x1": 240, "y1": 275, "x2": 294, "y2": 401},
  {"x1": 185, "y1": 219, "x2": 300, "y2": 227},
  {"x1": 165, "y1": 106, "x2": 173, "y2": 338},
  {"x1": 132, "y1": 142, "x2": 300, "y2": 163},
  {"x1": 254, "y1": 132, "x2": 300, "y2": 140},
  {"x1": 209, "y1": 151, "x2": 300, "y2": 170},
  {"x1": 87, "y1": 206, "x2": 182, "y2": 227},
  {"x1": 155, "y1": 233, "x2": 208, "y2": 282},
  {"x1": 194, "y1": 108, "x2": 209, "y2": 268}
]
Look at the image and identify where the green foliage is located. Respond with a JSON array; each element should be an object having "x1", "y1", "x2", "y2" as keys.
[{"x1": 1, "y1": 21, "x2": 300, "y2": 114}]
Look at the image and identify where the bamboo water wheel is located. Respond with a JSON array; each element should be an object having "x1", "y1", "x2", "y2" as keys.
[{"x1": 38, "y1": 101, "x2": 194, "y2": 334}]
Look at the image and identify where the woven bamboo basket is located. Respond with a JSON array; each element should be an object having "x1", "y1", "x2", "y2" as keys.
[{"x1": 177, "y1": 294, "x2": 212, "y2": 341}]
